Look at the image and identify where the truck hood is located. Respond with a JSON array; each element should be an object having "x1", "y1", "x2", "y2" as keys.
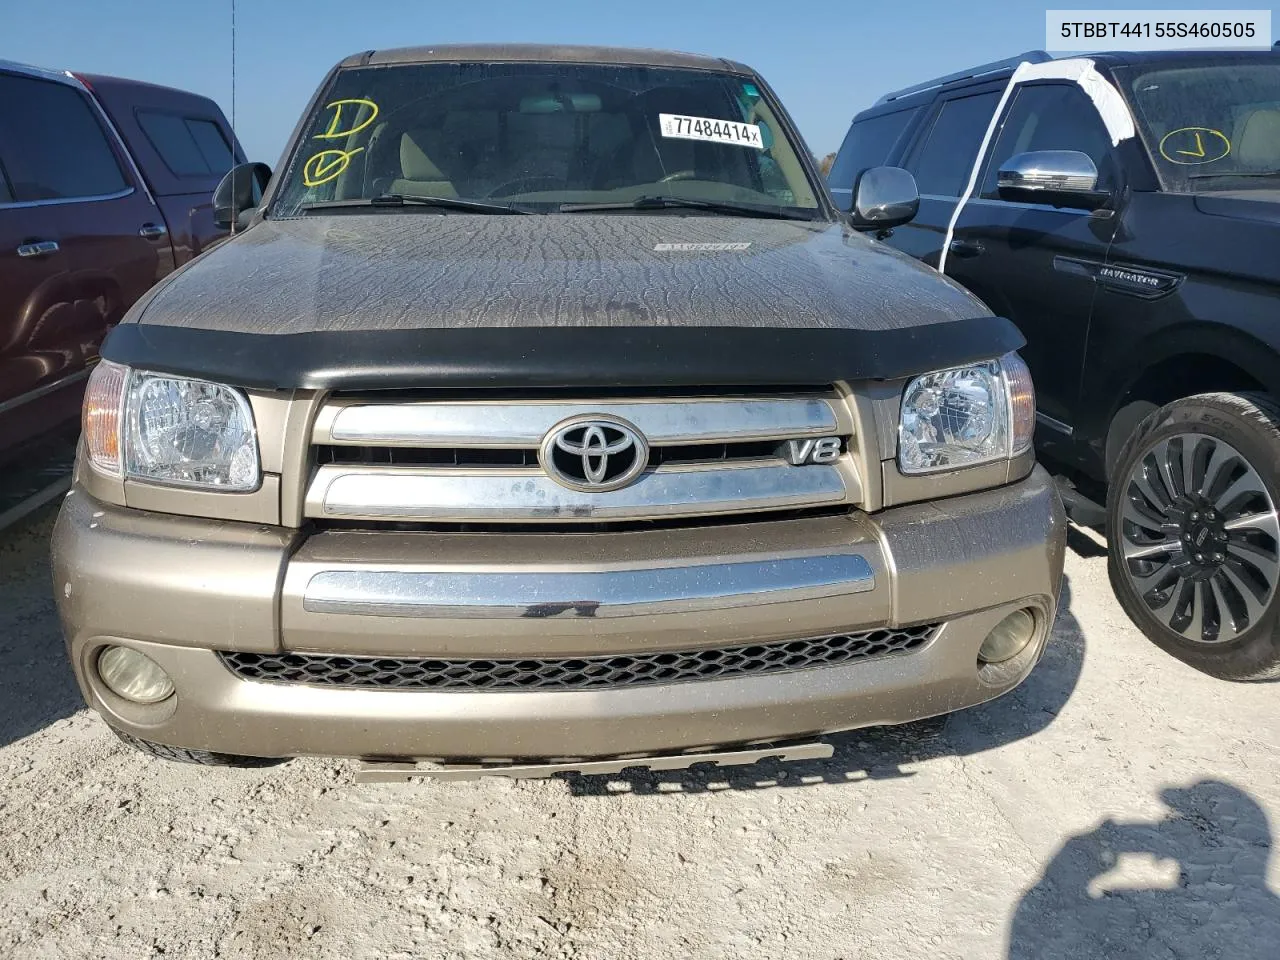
[
  {"x1": 108, "y1": 213, "x2": 1022, "y2": 391},
  {"x1": 130, "y1": 213, "x2": 988, "y2": 335}
]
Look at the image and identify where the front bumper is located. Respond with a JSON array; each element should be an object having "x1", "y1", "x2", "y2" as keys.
[{"x1": 52, "y1": 467, "x2": 1066, "y2": 761}]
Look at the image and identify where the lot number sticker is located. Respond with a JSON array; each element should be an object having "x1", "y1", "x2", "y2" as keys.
[{"x1": 659, "y1": 114, "x2": 764, "y2": 149}]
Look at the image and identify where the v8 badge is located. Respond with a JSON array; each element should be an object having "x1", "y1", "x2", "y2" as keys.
[{"x1": 783, "y1": 436, "x2": 842, "y2": 465}]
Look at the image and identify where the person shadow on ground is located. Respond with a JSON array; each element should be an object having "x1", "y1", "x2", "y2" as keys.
[{"x1": 1008, "y1": 779, "x2": 1280, "y2": 959}]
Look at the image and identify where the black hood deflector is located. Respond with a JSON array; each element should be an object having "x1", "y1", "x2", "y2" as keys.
[{"x1": 103, "y1": 318, "x2": 1023, "y2": 391}]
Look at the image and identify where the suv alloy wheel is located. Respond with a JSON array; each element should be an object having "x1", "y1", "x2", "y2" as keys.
[{"x1": 1108, "y1": 391, "x2": 1280, "y2": 680}]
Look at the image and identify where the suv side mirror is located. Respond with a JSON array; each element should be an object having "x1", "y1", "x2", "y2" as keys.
[
  {"x1": 849, "y1": 166, "x2": 919, "y2": 229},
  {"x1": 997, "y1": 150, "x2": 1111, "y2": 210},
  {"x1": 213, "y1": 162, "x2": 272, "y2": 231}
]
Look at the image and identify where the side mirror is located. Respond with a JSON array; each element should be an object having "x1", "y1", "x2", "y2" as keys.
[
  {"x1": 997, "y1": 150, "x2": 1111, "y2": 210},
  {"x1": 213, "y1": 162, "x2": 272, "y2": 231},
  {"x1": 849, "y1": 166, "x2": 919, "y2": 229}
]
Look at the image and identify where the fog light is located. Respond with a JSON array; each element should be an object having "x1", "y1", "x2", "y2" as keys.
[
  {"x1": 978, "y1": 609, "x2": 1037, "y2": 664},
  {"x1": 97, "y1": 646, "x2": 175, "y2": 704}
]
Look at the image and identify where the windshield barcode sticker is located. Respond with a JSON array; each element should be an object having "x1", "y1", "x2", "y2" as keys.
[{"x1": 659, "y1": 114, "x2": 764, "y2": 149}]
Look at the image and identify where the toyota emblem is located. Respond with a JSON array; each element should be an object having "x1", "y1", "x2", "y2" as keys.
[{"x1": 539, "y1": 416, "x2": 649, "y2": 492}]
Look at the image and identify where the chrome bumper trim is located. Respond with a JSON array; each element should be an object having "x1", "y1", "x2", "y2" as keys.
[
  {"x1": 315, "y1": 396, "x2": 845, "y2": 447},
  {"x1": 305, "y1": 460, "x2": 853, "y2": 522},
  {"x1": 302, "y1": 552, "x2": 875, "y2": 618}
]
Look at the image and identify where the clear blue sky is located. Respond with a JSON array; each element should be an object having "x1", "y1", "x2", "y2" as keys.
[{"x1": 5, "y1": 0, "x2": 1271, "y2": 165}]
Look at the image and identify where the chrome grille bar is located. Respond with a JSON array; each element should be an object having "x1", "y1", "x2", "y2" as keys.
[
  {"x1": 315, "y1": 396, "x2": 846, "y2": 447},
  {"x1": 306, "y1": 461, "x2": 854, "y2": 523}
]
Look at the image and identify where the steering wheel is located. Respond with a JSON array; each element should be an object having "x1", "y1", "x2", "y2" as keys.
[
  {"x1": 658, "y1": 170, "x2": 698, "y2": 183},
  {"x1": 484, "y1": 176, "x2": 563, "y2": 198}
]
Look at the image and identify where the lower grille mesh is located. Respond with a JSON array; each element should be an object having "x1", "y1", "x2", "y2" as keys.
[{"x1": 217, "y1": 625, "x2": 938, "y2": 692}]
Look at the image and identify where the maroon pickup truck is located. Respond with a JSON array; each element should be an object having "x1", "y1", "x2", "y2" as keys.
[{"x1": 0, "y1": 60, "x2": 245, "y2": 459}]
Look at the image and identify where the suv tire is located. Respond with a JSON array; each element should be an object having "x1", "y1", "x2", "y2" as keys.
[
  {"x1": 1107, "y1": 391, "x2": 1280, "y2": 680},
  {"x1": 110, "y1": 727, "x2": 287, "y2": 768}
]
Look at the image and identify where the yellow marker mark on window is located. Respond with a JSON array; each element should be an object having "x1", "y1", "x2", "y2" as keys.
[
  {"x1": 314, "y1": 99, "x2": 379, "y2": 140},
  {"x1": 302, "y1": 147, "x2": 364, "y2": 187},
  {"x1": 1158, "y1": 127, "x2": 1231, "y2": 165}
]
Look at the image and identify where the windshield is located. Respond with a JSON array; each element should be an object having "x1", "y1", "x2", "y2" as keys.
[
  {"x1": 1128, "y1": 62, "x2": 1280, "y2": 192},
  {"x1": 270, "y1": 62, "x2": 823, "y2": 217}
]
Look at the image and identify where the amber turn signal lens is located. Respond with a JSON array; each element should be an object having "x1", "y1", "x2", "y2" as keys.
[
  {"x1": 1000, "y1": 352, "x2": 1036, "y2": 456},
  {"x1": 83, "y1": 360, "x2": 128, "y2": 476}
]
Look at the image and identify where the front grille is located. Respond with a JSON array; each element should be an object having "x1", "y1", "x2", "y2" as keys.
[
  {"x1": 304, "y1": 393, "x2": 859, "y2": 525},
  {"x1": 218, "y1": 625, "x2": 937, "y2": 692}
]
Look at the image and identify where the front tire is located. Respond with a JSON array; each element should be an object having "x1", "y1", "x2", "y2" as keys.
[
  {"x1": 110, "y1": 727, "x2": 287, "y2": 768},
  {"x1": 1107, "y1": 391, "x2": 1280, "y2": 680}
]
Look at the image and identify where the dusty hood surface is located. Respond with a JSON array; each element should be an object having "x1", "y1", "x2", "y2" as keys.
[
  {"x1": 107, "y1": 213, "x2": 1021, "y2": 390},
  {"x1": 129, "y1": 214, "x2": 988, "y2": 334}
]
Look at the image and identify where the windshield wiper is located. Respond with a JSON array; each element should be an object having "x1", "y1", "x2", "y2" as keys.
[
  {"x1": 558, "y1": 195, "x2": 815, "y2": 220},
  {"x1": 1187, "y1": 169, "x2": 1280, "y2": 181},
  {"x1": 300, "y1": 194, "x2": 530, "y2": 214}
]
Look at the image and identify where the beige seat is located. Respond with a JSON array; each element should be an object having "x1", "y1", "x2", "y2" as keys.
[
  {"x1": 1235, "y1": 108, "x2": 1280, "y2": 169},
  {"x1": 388, "y1": 129, "x2": 457, "y2": 198}
]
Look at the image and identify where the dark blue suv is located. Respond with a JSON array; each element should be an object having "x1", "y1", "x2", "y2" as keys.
[{"x1": 832, "y1": 49, "x2": 1280, "y2": 680}]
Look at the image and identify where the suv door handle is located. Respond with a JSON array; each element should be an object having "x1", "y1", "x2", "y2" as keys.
[
  {"x1": 948, "y1": 238, "x2": 984, "y2": 259},
  {"x1": 16, "y1": 240, "x2": 59, "y2": 258},
  {"x1": 139, "y1": 223, "x2": 168, "y2": 239}
]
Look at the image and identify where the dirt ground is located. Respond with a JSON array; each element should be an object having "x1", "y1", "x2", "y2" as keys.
[{"x1": 1, "y1": 505, "x2": 1277, "y2": 959}]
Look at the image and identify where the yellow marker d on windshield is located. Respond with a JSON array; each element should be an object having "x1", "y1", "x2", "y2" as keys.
[
  {"x1": 1159, "y1": 127, "x2": 1231, "y2": 165},
  {"x1": 303, "y1": 147, "x2": 365, "y2": 187},
  {"x1": 315, "y1": 98, "x2": 379, "y2": 140}
]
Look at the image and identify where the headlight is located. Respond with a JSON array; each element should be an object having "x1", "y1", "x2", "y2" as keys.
[
  {"x1": 898, "y1": 352, "x2": 1034, "y2": 474},
  {"x1": 83, "y1": 361, "x2": 260, "y2": 491}
]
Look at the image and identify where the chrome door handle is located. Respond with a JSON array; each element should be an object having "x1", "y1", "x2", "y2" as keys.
[
  {"x1": 139, "y1": 223, "x2": 168, "y2": 238},
  {"x1": 948, "y1": 238, "x2": 984, "y2": 259},
  {"x1": 16, "y1": 240, "x2": 59, "y2": 258}
]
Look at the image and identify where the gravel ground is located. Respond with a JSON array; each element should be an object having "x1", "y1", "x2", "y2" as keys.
[{"x1": 1, "y1": 505, "x2": 1277, "y2": 959}]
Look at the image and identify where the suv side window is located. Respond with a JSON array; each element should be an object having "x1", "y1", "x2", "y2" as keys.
[
  {"x1": 980, "y1": 84, "x2": 1116, "y2": 199},
  {"x1": 138, "y1": 111, "x2": 235, "y2": 178},
  {"x1": 0, "y1": 73, "x2": 129, "y2": 202},
  {"x1": 828, "y1": 108, "x2": 919, "y2": 190},
  {"x1": 0, "y1": 157, "x2": 12, "y2": 204},
  {"x1": 908, "y1": 91, "x2": 1000, "y2": 197}
]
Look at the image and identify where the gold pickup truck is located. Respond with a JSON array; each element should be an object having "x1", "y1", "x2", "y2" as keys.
[{"x1": 52, "y1": 44, "x2": 1065, "y2": 781}]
